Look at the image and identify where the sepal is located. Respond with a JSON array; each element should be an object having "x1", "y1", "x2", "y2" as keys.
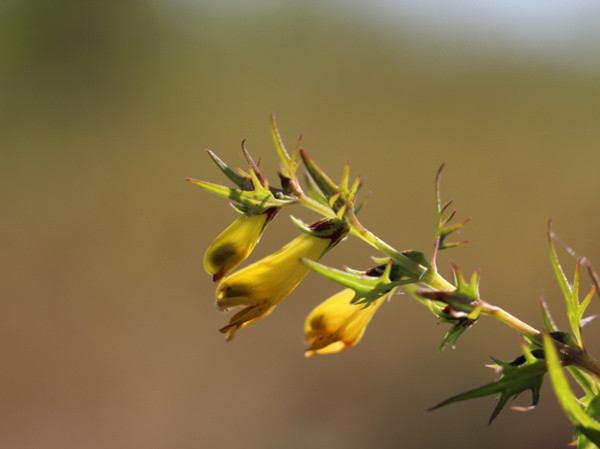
[{"x1": 290, "y1": 217, "x2": 350, "y2": 250}]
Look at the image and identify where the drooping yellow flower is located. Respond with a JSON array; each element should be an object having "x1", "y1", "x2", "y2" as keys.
[
  {"x1": 204, "y1": 210, "x2": 276, "y2": 282},
  {"x1": 216, "y1": 233, "x2": 332, "y2": 340},
  {"x1": 304, "y1": 288, "x2": 385, "y2": 357}
]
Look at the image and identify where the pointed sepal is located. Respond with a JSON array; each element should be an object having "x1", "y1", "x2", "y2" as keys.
[{"x1": 290, "y1": 217, "x2": 350, "y2": 250}]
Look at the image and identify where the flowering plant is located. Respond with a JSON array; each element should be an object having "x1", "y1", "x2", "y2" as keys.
[{"x1": 188, "y1": 115, "x2": 600, "y2": 447}]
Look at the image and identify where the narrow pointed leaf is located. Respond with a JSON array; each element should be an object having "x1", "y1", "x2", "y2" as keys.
[
  {"x1": 429, "y1": 350, "x2": 545, "y2": 424},
  {"x1": 270, "y1": 113, "x2": 291, "y2": 172},
  {"x1": 543, "y1": 333, "x2": 600, "y2": 446},
  {"x1": 206, "y1": 150, "x2": 253, "y2": 190},
  {"x1": 186, "y1": 178, "x2": 291, "y2": 211},
  {"x1": 303, "y1": 173, "x2": 329, "y2": 206},
  {"x1": 300, "y1": 149, "x2": 339, "y2": 199},
  {"x1": 548, "y1": 221, "x2": 573, "y2": 301},
  {"x1": 301, "y1": 259, "x2": 418, "y2": 307},
  {"x1": 339, "y1": 161, "x2": 350, "y2": 193},
  {"x1": 578, "y1": 395, "x2": 600, "y2": 448},
  {"x1": 540, "y1": 297, "x2": 559, "y2": 333}
]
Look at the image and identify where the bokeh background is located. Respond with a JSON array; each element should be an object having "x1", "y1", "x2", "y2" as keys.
[{"x1": 3, "y1": 1, "x2": 600, "y2": 448}]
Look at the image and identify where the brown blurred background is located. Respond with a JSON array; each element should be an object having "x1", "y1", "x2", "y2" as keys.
[{"x1": 2, "y1": 1, "x2": 600, "y2": 448}]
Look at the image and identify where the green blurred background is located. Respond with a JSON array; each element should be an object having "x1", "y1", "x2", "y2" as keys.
[{"x1": 3, "y1": 1, "x2": 600, "y2": 447}]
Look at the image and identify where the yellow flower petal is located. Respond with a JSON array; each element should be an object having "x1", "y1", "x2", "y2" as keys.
[
  {"x1": 304, "y1": 288, "x2": 384, "y2": 357},
  {"x1": 204, "y1": 212, "x2": 270, "y2": 282},
  {"x1": 216, "y1": 233, "x2": 331, "y2": 339}
]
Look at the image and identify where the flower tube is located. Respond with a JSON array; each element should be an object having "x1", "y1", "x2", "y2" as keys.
[
  {"x1": 304, "y1": 288, "x2": 385, "y2": 357},
  {"x1": 215, "y1": 218, "x2": 349, "y2": 340}
]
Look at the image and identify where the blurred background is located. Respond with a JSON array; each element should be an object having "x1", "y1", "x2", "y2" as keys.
[{"x1": 3, "y1": 0, "x2": 600, "y2": 447}]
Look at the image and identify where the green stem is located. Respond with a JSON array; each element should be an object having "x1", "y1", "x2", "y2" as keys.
[
  {"x1": 348, "y1": 219, "x2": 425, "y2": 276},
  {"x1": 347, "y1": 215, "x2": 455, "y2": 291},
  {"x1": 298, "y1": 195, "x2": 455, "y2": 291},
  {"x1": 480, "y1": 302, "x2": 542, "y2": 341},
  {"x1": 481, "y1": 301, "x2": 600, "y2": 378},
  {"x1": 420, "y1": 269, "x2": 457, "y2": 291}
]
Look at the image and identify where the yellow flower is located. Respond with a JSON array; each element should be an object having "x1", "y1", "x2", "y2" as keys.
[
  {"x1": 304, "y1": 288, "x2": 385, "y2": 357},
  {"x1": 216, "y1": 233, "x2": 332, "y2": 340},
  {"x1": 204, "y1": 210, "x2": 276, "y2": 282}
]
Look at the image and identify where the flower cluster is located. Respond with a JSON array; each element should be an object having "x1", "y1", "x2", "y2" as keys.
[
  {"x1": 187, "y1": 117, "x2": 385, "y2": 350},
  {"x1": 213, "y1": 219, "x2": 348, "y2": 341},
  {"x1": 187, "y1": 116, "x2": 466, "y2": 353}
]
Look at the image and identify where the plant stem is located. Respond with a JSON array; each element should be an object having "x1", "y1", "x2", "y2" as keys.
[
  {"x1": 346, "y1": 214, "x2": 456, "y2": 291},
  {"x1": 349, "y1": 225, "x2": 427, "y2": 275},
  {"x1": 481, "y1": 301, "x2": 600, "y2": 378},
  {"x1": 298, "y1": 195, "x2": 430, "y2": 279},
  {"x1": 480, "y1": 302, "x2": 542, "y2": 341},
  {"x1": 298, "y1": 196, "x2": 456, "y2": 291}
]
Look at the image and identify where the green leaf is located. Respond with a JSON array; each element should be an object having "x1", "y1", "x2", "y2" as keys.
[
  {"x1": 547, "y1": 221, "x2": 595, "y2": 349},
  {"x1": 299, "y1": 149, "x2": 339, "y2": 200},
  {"x1": 578, "y1": 395, "x2": 600, "y2": 448},
  {"x1": 299, "y1": 149, "x2": 362, "y2": 219},
  {"x1": 417, "y1": 263, "x2": 481, "y2": 317},
  {"x1": 429, "y1": 343, "x2": 546, "y2": 424},
  {"x1": 543, "y1": 333, "x2": 600, "y2": 447},
  {"x1": 540, "y1": 297, "x2": 559, "y2": 333},
  {"x1": 270, "y1": 113, "x2": 300, "y2": 180},
  {"x1": 432, "y1": 164, "x2": 470, "y2": 268},
  {"x1": 186, "y1": 178, "x2": 293, "y2": 212},
  {"x1": 407, "y1": 263, "x2": 482, "y2": 349},
  {"x1": 548, "y1": 221, "x2": 573, "y2": 303},
  {"x1": 206, "y1": 150, "x2": 253, "y2": 190},
  {"x1": 301, "y1": 259, "x2": 418, "y2": 307},
  {"x1": 303, "y1": 172, "x2": 329, "y2": 206},
  {"x1": 437, "y1": 308, "x2": 480, "y2": 351},
  {"x1": 569, "y1": 366, "x2": 600, "y2": 409}
]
